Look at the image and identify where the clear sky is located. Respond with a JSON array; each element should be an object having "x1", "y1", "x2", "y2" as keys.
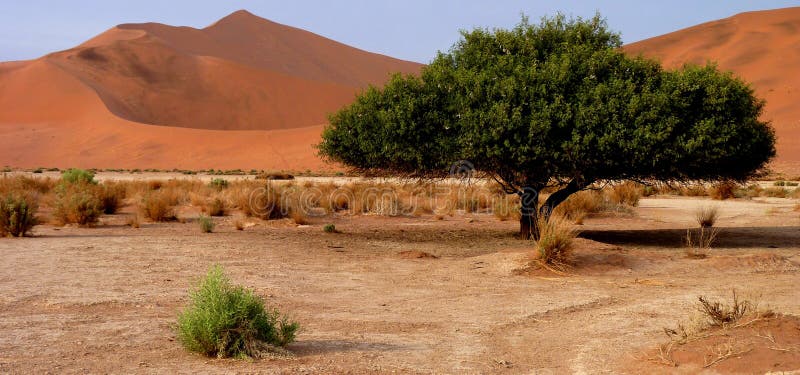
[{"x1": 1, "y1": 1, "x2": 798, "y2": 63}]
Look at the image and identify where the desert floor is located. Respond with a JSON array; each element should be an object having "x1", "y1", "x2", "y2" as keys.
[{"x1": 1, "y1": 178, "x2": 799, "y2": 374}]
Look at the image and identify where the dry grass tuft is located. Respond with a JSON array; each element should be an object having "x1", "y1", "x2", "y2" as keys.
[
  {"x1": 695, "y1": 206, "x2": 720, "y2": 228},
  {"x1": 535, "y1": 214, "x2": 579, "y2": 270}
]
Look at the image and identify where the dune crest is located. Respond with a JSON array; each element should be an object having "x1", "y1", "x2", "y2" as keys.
[{"x1": 0, "y1": 10, "x2": 421, "y2": 170}]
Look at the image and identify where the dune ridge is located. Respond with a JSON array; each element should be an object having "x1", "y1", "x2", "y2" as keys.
[{"x1": 0, "y1": 10, "x2": 421, "y2": 170}]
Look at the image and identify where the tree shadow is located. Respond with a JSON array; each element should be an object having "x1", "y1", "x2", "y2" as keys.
[{"x1": 580, "y1": 226, "x2": 800, "y2": 249}]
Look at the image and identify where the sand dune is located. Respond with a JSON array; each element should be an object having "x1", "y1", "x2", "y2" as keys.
[
  {"x1": 625, "y1": 7, "x2": 800, "y2": 173},
  {"x1": 2, "y1": 8, "x2": 799, "y2": 171},
  {"x1": 0, "y1": 10, "x2": 420, "y2": 170}
]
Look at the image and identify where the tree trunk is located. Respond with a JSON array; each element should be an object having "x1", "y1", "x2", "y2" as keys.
[
  {"x1": 539, "y1": 178, "x2": 589, "y2": 220},
  {"x1": 518, "y1": 187, "x2": 539, "y2": 240}
]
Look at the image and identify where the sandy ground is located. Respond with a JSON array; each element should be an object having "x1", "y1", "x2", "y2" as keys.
[{"x1": 0, "y1": 194, "x2": 799, "y2": 374}]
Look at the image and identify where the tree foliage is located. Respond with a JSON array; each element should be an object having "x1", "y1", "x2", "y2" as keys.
[{"x1": 319, "y1": 14, "x2": 775, "y2": 237}]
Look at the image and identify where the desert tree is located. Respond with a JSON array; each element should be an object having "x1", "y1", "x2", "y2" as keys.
[{"x1": 319, "y1": 14, "x2": 775, "y2": 238}]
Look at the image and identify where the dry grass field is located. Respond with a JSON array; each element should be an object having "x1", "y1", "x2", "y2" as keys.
[{"x1": 1, "y1": 172, "x2": 799, "y2": 373}]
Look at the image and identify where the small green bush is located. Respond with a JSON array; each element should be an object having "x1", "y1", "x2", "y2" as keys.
[
  {"x1": 199, "y1": 215, "x2": 214, "y2": 233},
  {"x1": 323, "y1": 224, "x2": 337, "y2": 233},
  {"x1": 61, "y1": 168, "x2": 97, "y2": 185},
  {"x1": 53, "y1": 183, "x2": 102, "y2": 225},
  {"x1": 0, "y1": 193, "x2": 38, "y2": 237},
  {"x1": 177, "y1": 266, "x2": 298, "y2": 358}
]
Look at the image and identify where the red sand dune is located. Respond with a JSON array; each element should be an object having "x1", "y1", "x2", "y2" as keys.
[
  {"x1": 625, "y1": 7, "x2": 800, "y2": 173},
  {"x1": 0, "y1": 10, "x2": 421, "y2": 170},
  {"x1": 2, "y1": 8, "x2": 799, "y2": 172}
]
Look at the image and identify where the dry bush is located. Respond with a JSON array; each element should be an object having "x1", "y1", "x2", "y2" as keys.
[
  {"x1": 148, "y1": 180, "x2": 163, "y2": 191},
  {"x1": 697, "y1": 291, "x2": 755, "y2": 327},
  {"x1": 140, "y1": 190, "x2": 177, "y2": 222},
  {"x1": 204, "y1": 197, "x2": 226, "y2": 217},
  {"x1": 98, "y1": 182, "x2": 127, "y2": 214},
  {"x1": 0, "y1": 175, "x2": 54, "y2": 195},
  {"x1": 256, "y1": 172, "x2": 294, "y2": 180},
  {"x1": 762, "y1": 187, "x2": 788, "y2": 198},
  {"x1": 608, "y1": 181, "x2": 642, "y2": 206},
  {"x1": 52, "y1": 183, "x2": 102, "y2": 225},
  {"x1": 709, "y1": 181, "x2": 738, "y2": 200},
  {"x1": 685, "y1": 227, "x2": 718, "y2": 259},
  {"x1": 695, "y1": 206, "x2": 720, "y2": 228},
  {"x1": 535, "y1": 214, "x2": 579, "y2": 269},
  {"x1": 234, "y1": 183, "x2": 286, "y2": 220},
  {"x1": 682, "y1": 184, "x2": 708, "y2": 197},
  {"x1": 234, "y1": 219, "x2": 245, "y2": 231}
]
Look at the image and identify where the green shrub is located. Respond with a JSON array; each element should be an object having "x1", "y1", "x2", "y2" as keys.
[
  {"x1": 52, "y1": 184, "x2": 102, "y2": 225},
  {"x1": 210, "y1": 178, "x2": 229, "y2": 190},
  {"x1": 177, "y1": 266, "x2": 298, "y2": 358},
  {"x1": 323, "y1": 224, "x2": 337, "y2": 233},
  {"x1": 61, "y1": 168, "x2": 97, "y2": 185},
  {"x1": 0, "y1": 193, "x2": 38, "y2": 237},
  {"x1": 199, "y1": 216, "x2": 214, "y2": 233}
]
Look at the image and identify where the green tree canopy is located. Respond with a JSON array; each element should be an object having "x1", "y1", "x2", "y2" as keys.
[{"x1": 319, "y1": 14, "x2": 776, "y2": 238}]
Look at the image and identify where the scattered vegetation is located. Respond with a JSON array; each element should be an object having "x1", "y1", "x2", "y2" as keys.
[{"x1": 177, "y1": 266, "x2": 298, "y2": 359}]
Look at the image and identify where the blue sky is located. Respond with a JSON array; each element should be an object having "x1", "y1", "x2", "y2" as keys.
[{"x1": 1, "y1": 1, "x2": 798, "y2": 63}]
